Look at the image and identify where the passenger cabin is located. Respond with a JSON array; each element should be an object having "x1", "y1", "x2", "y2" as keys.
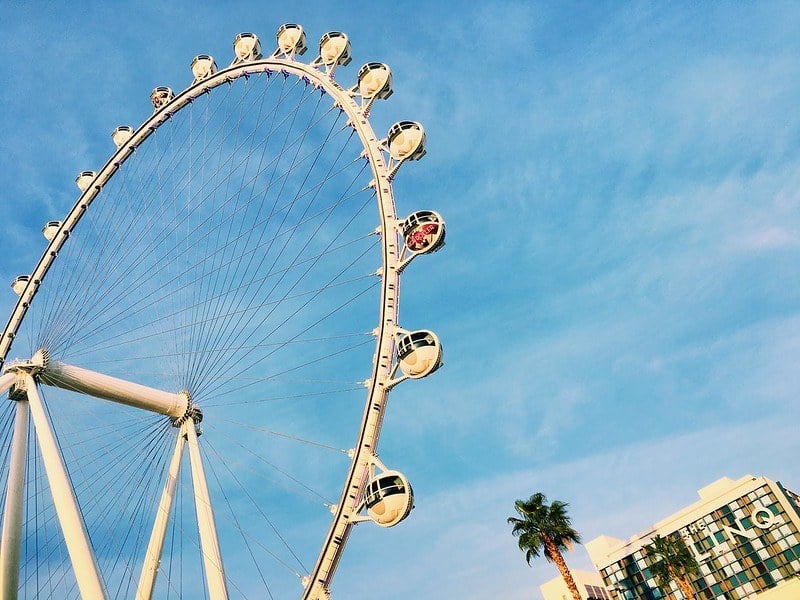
[
  {"x1": 364, "y1": 471, "x2": 414, "y2": 527},
  {"x1": 397, "y1": 330, "x2": 443, "y2": 378}
]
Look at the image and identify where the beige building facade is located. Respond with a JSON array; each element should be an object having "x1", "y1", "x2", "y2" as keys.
[
  {"x1": 540, "y1": 569, "x2": 612, "y2": 600},
  {"x1": 586, "y1": 475, "x2": 800, "y2": 599}
]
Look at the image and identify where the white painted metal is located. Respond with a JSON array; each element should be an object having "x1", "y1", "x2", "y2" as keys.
[
  {"x1": 186, "y1": 419, "x2": 228, "y2": 600},
  {"x1": 0, "y1": 398, "x2": 29, "y2": 599},
  {"x1": 0, "y1": 372, "x2": 15, "y2": 396},
  {"x1": 40, "y1": 360, "x2": 189, "y2": 418},
  {"x1": 25, "y1": 375, "x2": 107, "y2": 600},
  {"x1": 136, "y1": 423, "x2": 187, "y2": 600}
]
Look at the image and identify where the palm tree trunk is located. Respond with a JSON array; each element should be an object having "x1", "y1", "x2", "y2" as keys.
[
  {"x1": 667, "y1": 565, "x2": 695, "y2": 600},
  {"x1": 543, "y1": 537, "x2": 582, "y2": 600}
]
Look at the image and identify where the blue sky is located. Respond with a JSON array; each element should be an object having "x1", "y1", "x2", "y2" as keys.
[{"x1": 2, "y1": 2, "x2": 800, "y2": 599}]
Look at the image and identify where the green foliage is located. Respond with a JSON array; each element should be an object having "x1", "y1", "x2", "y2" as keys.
[
  {"x1": 507, "y1": 492, "x2": 582, "y2": 566},
  {"x1": 644, "y1": 534, "x2": 699, "y2": 593}
]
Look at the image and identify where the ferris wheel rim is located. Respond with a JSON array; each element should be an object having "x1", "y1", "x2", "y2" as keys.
[{"x1": 0, "y1": 53, "x2": 402, "y2": 600}]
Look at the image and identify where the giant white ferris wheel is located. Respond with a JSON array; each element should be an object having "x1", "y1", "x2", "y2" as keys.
[{"x1": 0, "y1": 25, "x2": 445, "y2": 599}]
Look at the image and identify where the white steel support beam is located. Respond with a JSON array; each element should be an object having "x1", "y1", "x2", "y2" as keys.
[
  {"x1": 186, "y1": 419, "x2": 228, "y2": 600},
  {"x1": 40, "y1": 361, "x2": 188, "y2": 418},
  {"x1": 136, "y1": 423, "x2": 187, "y2": 600},
  {"x1": 0, "y1": 398, "x2": 29, "y2": 599},
  {"x1": 0, "y1": 373, "x2": 15, "y2": 396},
  {"x1": 25, "y1": 375, "x2": 107, "y2": 600}
]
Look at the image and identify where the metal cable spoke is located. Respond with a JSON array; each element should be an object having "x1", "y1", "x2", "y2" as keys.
[
  {"x1": 214, "y1": 418, "x2": 348, "y2": 452},
  {"x1": 202, "y1": 422, "x2": 333, "y2": 507},
  {"x1": 186, "y1": 88, "x2": 337, "y2": 390},
  {"x1": 62, "y1": 224, "x2": 374, "y2": 359}
]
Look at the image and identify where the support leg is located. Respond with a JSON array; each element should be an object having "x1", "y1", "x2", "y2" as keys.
[
  {"x1": 0, "y1": 399, "x2": 29, "y2": 599},
  {"x1": 136, "y1": 423, "x2": 187, "y2": 600},
  {"x1": 0, "y1": 373, "x2": 15, "y2": 396},
  {"x1": 186, "y1": 419, "x2": 228, "y2": 600},
  {"x1": 26, "y1": 375, "x2": 107, "y2": 600}
]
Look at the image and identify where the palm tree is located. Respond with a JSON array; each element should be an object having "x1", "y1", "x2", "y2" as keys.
[
  {"x1": 644, "y1": 534, "x2": 698, "y2": 600},
  {"x1": 508, "y1": 492, "x2": 583, "y2": 600}
]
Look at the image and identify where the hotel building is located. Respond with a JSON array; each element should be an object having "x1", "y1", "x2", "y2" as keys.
[{"x1": 585, "y1": 475, "x2": 800, "y2": 599}]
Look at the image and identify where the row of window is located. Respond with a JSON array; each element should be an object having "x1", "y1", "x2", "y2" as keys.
[{"x1": 599, "y1": 485, "x2": 800, "y2": 599}]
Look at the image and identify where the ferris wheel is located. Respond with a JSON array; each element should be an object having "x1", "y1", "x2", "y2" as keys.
[{"x1": 0, "y1": 24, "x2": 445, "y2": 600}]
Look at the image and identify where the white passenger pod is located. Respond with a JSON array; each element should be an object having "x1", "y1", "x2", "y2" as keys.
[
  {"x1": 402, "y1": 210, "x2": 446, "y2": 255},
  {"x1": 150, "y1": 86, "x2": 174, "y2": 111},
  {"x1": 111, "y1": 125, "x2": 134, "y2": 148},
  {"x1": 387, "y1": 121, "x2": 426, "y2": 162},
  {"x1": 10, "y1": 276, "x2": 29, "y2": 296},
  {"x1": 317, "y1": 32, "x2": 351, "y2": 73},
  {"x1": 191, "y1": 54, "x2": 218, "y2": 83},
  {"x1": 75, "y1": 171, "x2": 96, "y2": 192},
  {"x1": 356, "y1": 62, "x2": 393, "y2": 101},
  {"x1": 397, "y1": 329, "x2": 442, "y2": 379},
  {"x1": 42, "y1": 221, "x2": 62, "y2": 241},
  {"x1": 363, "y1": 471, "x2": 414, "y2": 527},
  {"x1": 349, "y1": 455, "x2": 414, "y2": 528},
  {"x1": 232, "y1": 32, "x2": 262, "y2": 63},
  {"x1": 276, "y1": 24, "x2": 307, "y2": 58}
]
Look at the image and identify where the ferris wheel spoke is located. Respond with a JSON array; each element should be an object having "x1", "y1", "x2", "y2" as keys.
[
  {"x1": 59, "y1": 273, "x2": 374, "y2": 377},
  {"x1": 187, "y1": 125, "x2": 356, "y2": 389},
  {"x1": 61, "y1": 139, "x2": 368, "y2": 346},
  {"x1": 57, "y1": 164, "x2": 370, "y2": 363},
  {"x1": 203, "y1": 385, "x2": 363, "y2": 408},
  {"x1": 197, "y1": 215, "x2": 379, "y2": 399},
  {"x1": 187, "y1": 136, "x2": 363, "y2": 389},
  {"x1": 215, "y1": 419, "x2": 348, "y2": 453},
  {"x1": 203, "y1": 335, "x2": 374, "y2": 403},
  {"x1": 204, "y1": 439, "x2": 304, "y2": 581},
  {"x1": 202, "y1": 424, "x2": 333, "y2": 507}
]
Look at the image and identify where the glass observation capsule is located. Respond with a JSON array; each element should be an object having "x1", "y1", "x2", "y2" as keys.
[
  {"x1": 75, "y1": 171, "x2": 96, "y2": 192},
  {"x1": 42, "y1": 221, "x2": 62, "y2": 241},
  {"x1": 319, "y1": 31, "x2": 351, "y2": 68},
  {"x1": 191, "y1": 54, "x2": 218, "y2": 82},
  {"x1": 276, "y1": 23, "x2": 307, "y2": 57},
  {"x1": 363, "y1": 470, "x2": 414, "y2": 527},
  {"x1": 397, "y1": 330, "x2": 443, "y2": 378},
  {"x1": 111, "y1": 125, "x2": 134, "y2": 148},
  {"x1": 357, "y1": 62, "x2": 393, "y2": 100},
  {"x1": 387, "y1": 121, "x2": 427, "y2": 162},
  {"x1": 402, "y1": 210, "x2": 446, "y2": 254},
  {"x1": 11, "y1": 275, "x2": 29, "y2": 296},
  {"x1": 150, "y1": 86, "x2": 174, "y2": 110},
  {"x1": 233, "y1": 32, "x2": 262, "y2": 62}
]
